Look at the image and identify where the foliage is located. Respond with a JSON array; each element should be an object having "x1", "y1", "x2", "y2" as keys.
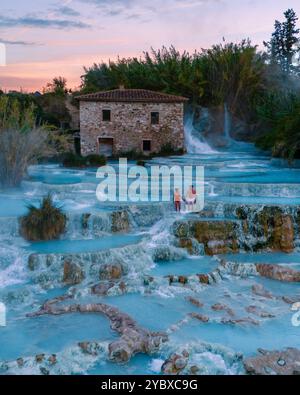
[
  {"x1": 20, "y1": 194, "x2": 66, "y2": 241},
  {"x1": 158, "y1": 143, "x2": 185, "y2": 157},
  {"x1": 0, "y1": 97, "x2": 71, "y2": 187},
  {"x1": 43, "y1": 77, "x2": 69, "y2": 96},
  {"x1": 81, "y1": 41, "x2": 265, "y2": 119},
  {"x1": 0, "y1": 94, "x2": 35, "y2": 130},
  {"x1": 256, "y1": 91, "x2": 300, "y2": 161},
  {"x1": 200, "y1": 40, "x2": 266, "y2": 120},
  {"x1": 36, "y1": 93, "x2": 71, "y2": 129},
  {"x1": 62, "y1": 152, "x2": 87, "y2": 167},
  {"x1": 62, "y1": 152, "x2": 106, "y2": 168},
  {"x1": 85, "y1": 154, "x2": 106, "y2": 167},
  {"x1": 0, "y1": 97, "x2": 46, "y2": 187},
  {"x1": 0, "y1": 128, "x2": 49, "y2": 187},
  {"x1": 264, "y1": 8, "x2": 300, "y2": 75}
]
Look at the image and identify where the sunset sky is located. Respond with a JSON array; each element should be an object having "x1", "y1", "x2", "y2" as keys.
[{"x1": 1, "y1": 0, "x2": 300, "y2": 92}]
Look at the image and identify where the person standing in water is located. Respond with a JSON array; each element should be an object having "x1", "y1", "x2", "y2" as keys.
[
  {"x1": 174, "y1": 188, "x2": 181, "y2": 212},
  {"x1": 185, "y1": 185, "x2": 197, "y2": 211}
]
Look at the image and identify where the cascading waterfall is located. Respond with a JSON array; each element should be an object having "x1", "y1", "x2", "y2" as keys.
[
  {"x1": 223, "y1": 103, "x2": 233, "y2": 146},
  {"x1": 184, "y1": 109, "x2": 217, "y2": 154},
  {"x1": 2, "y1": 122, "x2": 300, "y2": 375}
]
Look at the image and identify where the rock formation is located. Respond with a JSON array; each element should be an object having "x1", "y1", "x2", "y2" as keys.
[
  {"x1": 27, "y1": 298, "x2": 168, "y2": 363},
  {"x1": 244, "y1": 348, "x2": 300, "y2": 375}
]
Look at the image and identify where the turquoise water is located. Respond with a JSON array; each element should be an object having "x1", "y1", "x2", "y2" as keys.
[
  {"x1": 150, "y1": 257, "x2": 218, "y2": 277},
  {"x1": 25, "y1": 234, "x2": 142, "y2": 254},
  {"x1": 0, "y1": 140, "x2": 300, "y2": 375}
]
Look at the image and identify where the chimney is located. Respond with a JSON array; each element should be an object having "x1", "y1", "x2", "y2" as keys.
[{"x1": 119, "y1": 84, "x2": 125, "y2": 90}]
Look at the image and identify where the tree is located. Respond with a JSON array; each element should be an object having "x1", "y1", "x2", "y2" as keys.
[
  {"x1": 80, "y1": 41, "x2": 265, "y2": 119},
  {"x1": 264, "y1": 8, "x2": 300, "y2": 75},
  {"x1": 44, "y1": 77, "x2": 69, "y2": 96},
  {"x1": 283, "y1": 9, "x2": 300, "y2": 74},
  {"x1": 0, "y1": 96, "x2": 71, "y2": 187}
]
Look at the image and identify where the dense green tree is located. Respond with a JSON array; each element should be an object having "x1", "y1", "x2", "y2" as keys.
[
  {"x1": 81, "y1": 41, "x2": 265, "y2": 121},
  {"x1": 264, "y1": 8, "x2": 300, "y2": 75},
  {"x1": 44, "y1": 76, "x2": 69, "y2": 96}
]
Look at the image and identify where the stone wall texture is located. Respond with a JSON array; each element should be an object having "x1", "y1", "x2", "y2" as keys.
[{"x1": 79, "y1": 101, "x2": 185, "y2": 155}]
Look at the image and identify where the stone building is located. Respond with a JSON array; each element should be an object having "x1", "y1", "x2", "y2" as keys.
[{"x1": 77, "y1": 88, "x2": 188, "y2": 156}]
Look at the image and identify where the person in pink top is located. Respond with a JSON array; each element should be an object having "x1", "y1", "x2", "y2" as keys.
[{"x1": 174, "y1": 188, "x2": 181, "y2": 212}]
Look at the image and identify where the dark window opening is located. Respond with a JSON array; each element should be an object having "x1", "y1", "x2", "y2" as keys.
[
  {"x1": 98, "y1": 138, "x2": 114, "y2": 157},
  {"x1": 143, "y1": 140, "x2": 151, "y2": 152},
  {"x1": 102, "y1": 110, "x2": 111, "y2": 122},
  {"x1": 74, "y1": 136, "x2": 81, "y2": 155},
  {"x1": 151, "y1": 112, "x2": 159, "y2": 125}
]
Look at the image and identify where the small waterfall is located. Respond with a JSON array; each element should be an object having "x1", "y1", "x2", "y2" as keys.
[
  {"x1": 208, "y1": 183, "x2": 218, "y2": 197},
  {"x1": 223, "y1": 103, "x2": 233, "y2": 145},
  {"x1": 184, "y1": 110, "x2": 217, "y2": 154}
]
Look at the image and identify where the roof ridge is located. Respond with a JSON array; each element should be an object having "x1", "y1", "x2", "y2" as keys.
[{"x1": 76, "y1": 88, "x2": 188, "y2": 103}]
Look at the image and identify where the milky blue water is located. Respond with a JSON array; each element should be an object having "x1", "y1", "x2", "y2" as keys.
[
  {"x1": 0, "y1": 140, "x2": 300, "y2": 375},
  {"x1": 25, "y1": 234, "x2": 142, "y2": 255}
]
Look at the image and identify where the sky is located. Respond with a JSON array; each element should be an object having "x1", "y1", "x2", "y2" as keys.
[{"x1": 0, "y1": 0, "x2": 300, "y2": 92}]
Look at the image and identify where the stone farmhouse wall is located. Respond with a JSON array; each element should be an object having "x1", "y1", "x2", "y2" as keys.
[{"x1": 80, "y1": 101, "x2": 185, "y2": 155}]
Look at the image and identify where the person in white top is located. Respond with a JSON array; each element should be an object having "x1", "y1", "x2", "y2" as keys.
[{"x1": 185, "y1": 185, "x2": 197, "y2": 211}]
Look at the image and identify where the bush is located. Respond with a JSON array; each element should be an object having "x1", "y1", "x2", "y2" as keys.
[
  {"x1": 136, "y1": 160, "x2": 146, "y2": 167},
  {"x1": 158, "y1": 143, "x2": 185, "y2": 157},
  {"x1": 20, "y1": 195, "x2": 67, "y2": 241},
  {"x1": 62, "y1": 152, "x2": 86, "y2": 168},
  {"x1": 114, "y1": 150, "x2": 147, "y2": 160},
  {"x1": 85, "y1": 154, "x2": 106, "y2": 167},
  {"x1": 62, "y1": 152, "x2": 107, "y2": 167},
  {"x1": 255, "y1": 92, "x2": 300, "y2": 161}
]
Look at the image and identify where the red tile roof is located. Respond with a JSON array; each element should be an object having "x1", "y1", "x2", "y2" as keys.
[{"x1": 76, "y1": 89, "x2": 188, "y2": 103}]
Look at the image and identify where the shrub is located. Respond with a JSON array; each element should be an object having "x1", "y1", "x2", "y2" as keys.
[
  {"x1": 158, "y1": 143, "x2": 185, "y2": 157},
  {"x1": 62, "y1": 152, "x2": 107, "y2": 167},
  {"x1": 0, "y1": 96, "x2": 71, "y2": 187},
  {"x1": 85, "y1": 154, "x2": 106, "y2": 167},
  {"x1": 62, "y1": 152, "x2": 86, "y2": 168},
  {"x1": 20, "y1": 194, "x2": 67, "y2": 241},
  {"x1": 114, "y1": 150, "x2": 147, "y2": 160}
]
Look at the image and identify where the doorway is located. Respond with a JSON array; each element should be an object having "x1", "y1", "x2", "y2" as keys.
[{"x1": 98, "y1": 138, "x2": 114, "y2": 157}]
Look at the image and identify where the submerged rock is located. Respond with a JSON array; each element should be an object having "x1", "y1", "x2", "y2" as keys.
[
  {"x1": 152, "y1": 245, "x2": 186, "y2": 262},
  {"x1": 99, "y1": 263, "x2": 124, "y2": 280},
  {"x1": 198, "y1": 274, "x2": 210, "y2": 284},
  {"x1": 245, "y1": 305, "x2": 275, "y2": 319},
  {"x1": 173, "y1": 206, "x2": 297, "y2": 255},
  {"x1": 186, "y1": 297, "x2": 204, "y2": 308},
  {"x1": 63, "y1": 260, "x2": 85, "y2": 285},
  {"x1": 173, "y1": 220, "x2": 239, "y2": 255},
  {"x1": 256, "y1": 264, "x2": 300, "y2": 282},
  {"x1": 111, "y1": 211, "x2": 130, "y2": 233},
  {"x1": 78, "y1": 342, "x2": 103, "y2": 356},
  {"x1": 251, "y1": 284, "x2": 273, "y2": 299},
  {"x1": 91, "y1": 282, "x2": 115, "y2": 295},
  {"x1": 0, "y1": 343, "x2": 106, "y2": 375},
  {"x1": 189, "y1": 313, "x2": 210, "y2": 323},
  {"x1": 27, "y1": 299, "x2": 168, "y2": 364},
  {"x1": 236, "y1": 206, "x2": 295, "y2": 253},
  {"x1": 161, "y1": 351, "x2": 189, "y2": 375},
  {"x1": 211, "y1": 303, "x2": 235, "y2": 317},
  {"x1": 244, "y1": 348, "x2": 300, "y2": 375},
  {"x1": 282, "y1": 295, "x2": 300, "y2": 304},
  {"x1": 221, "y1": 316, "x2": 259, "y2": 326}
]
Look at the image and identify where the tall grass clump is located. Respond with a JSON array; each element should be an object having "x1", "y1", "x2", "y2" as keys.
[{"x1": 20, "y1": 194, "x2": 66, "y2": 241}]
